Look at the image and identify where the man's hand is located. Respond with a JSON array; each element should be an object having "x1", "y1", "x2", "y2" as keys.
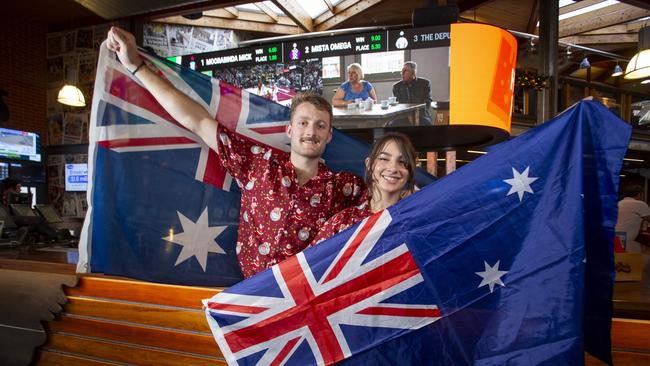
[{"x1": 106, "y1": 27, "x2": 143, "y2": 73}]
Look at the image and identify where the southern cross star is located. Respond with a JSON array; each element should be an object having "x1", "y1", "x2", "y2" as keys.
[
  {"x1": 475, "y1": 260, "x2": 508, "y2": 293},
  {"x1": 503, "y1": 166, "x2": 538, "y2": 201}
]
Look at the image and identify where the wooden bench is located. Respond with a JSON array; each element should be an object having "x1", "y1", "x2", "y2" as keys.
[
  {"x1": 33, "y1": 276, "x2": 226, "y2": 365},
  {"x1": 34, "y1": 275, "x2": 650, "y2": 365}
]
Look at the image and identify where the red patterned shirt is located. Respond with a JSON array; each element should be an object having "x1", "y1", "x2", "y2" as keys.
[
  {"x1": 216, "y1": 125, "x2": 365, "y2": 278},
  {"x1": 310, "y1": 201, "x2": 372, "y2": 246}
]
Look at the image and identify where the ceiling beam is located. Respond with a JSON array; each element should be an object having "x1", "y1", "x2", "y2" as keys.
[
  {"x1": 559, "y1": 0, "x2": 605, "y2": 16},
  {"x1": 526, "y1": 0, "x2": 539, "y2": 34},
  {"x1": 202, "y1": 8, "x2": 295, "y2": 25},
  {"x1": 559, "y1": 3, "x2": 650, "y2": 38},
  {"x1": 254, "y1": 2, "x2": 279, "y2": 22},
  {"x1": 323, "y1": 0, "x2": 335, "y2": 12},
  {"x1": 315, "y1": 0, "x2": 384, "y2": 31},
  {"x1": 618, "y1": 0, "x2": 650, "y2": 11},
  {"x1": 155, "y1": 15, "x2": 302, "y2": 34},
  {"x1": 272, "y1": 0, "x2": 313, "y2": 32},
  {"x1": 458, "y1": 0, "x2": 498, "y2": 13},
  {"x1": 561, "y1": 33, "x2": 638, "y2": 45},
  {"x1": 223, "y1": 6, "x2": 239, "y2": 17},
  {"x1": 142, "y1": 1, "x2": 248, "y2": 21},
  {"x1": 581, "y1": 19, "x2": 648, "y2": 35},
  {"x1": 314, "y1": 0, "x2": 357, "y2": 26}
]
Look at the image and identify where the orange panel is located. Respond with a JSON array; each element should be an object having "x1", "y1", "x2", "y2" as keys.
[{"x1": 450, "y1": 23, "x2": 517, "y2": 132}]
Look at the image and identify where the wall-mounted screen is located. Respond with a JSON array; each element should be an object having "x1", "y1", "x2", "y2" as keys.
[
  {"x1": 65, "y1": 163, "x2": 88, "y2": 192},
  {"x1": 10, "y1": 162, "x2": 46, "y2": 184},
  {"x1": 0, "y1": 127, "x2": 41, "y2": 162}
]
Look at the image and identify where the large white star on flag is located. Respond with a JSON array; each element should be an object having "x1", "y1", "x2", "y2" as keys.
[
  {"x1": 475, "y1": 260, "x2": 508, "y2": 293},
  {"x1": 163, "y1": 208, "x2": 227, "y2": 272},
  {"x1": 503, "y1": 166, "x2": 538, "y2": 201}
]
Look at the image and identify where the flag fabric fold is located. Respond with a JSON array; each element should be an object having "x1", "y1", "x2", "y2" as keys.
[
  {"x1": 77, "y1": 43, "x2": 434, "y2": 286},
  {"x1": 204, "y1": 100, "x2": 630, "y2": 365}
]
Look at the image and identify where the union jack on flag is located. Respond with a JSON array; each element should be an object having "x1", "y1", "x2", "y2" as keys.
[
  {"x1": 205, "y1": 209, "x2": 441, "y2": 365},
  {"x1": 77, "y1": 43, "x2": 297, "y2": 286},
  {"x1": 204, "y1": 100, "x2": 630, "y2": 365}
]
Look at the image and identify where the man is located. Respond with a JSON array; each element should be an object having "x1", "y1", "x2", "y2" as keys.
[
  {"x1": 392, "y1": 61, "x2": 433, "y2": 125},
  {"x1": 1, "y1": 177, "x2": 21, "y2": 207},
  {"x1": 615, "y1": 184, "x2": 650, "y2": 253},
  {"x1": 107, "y1": 27, "x2": 364, "y2": 277}
]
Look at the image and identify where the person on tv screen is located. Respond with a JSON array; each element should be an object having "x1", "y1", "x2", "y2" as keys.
[
  {"x1": 392, "y1": 61, "x2": 433, "y2": 125},
  {"x1": 310, "y1": 132, "x2": 416, "y2": 245},
  {"x1": 332, "y1": 63, "x2": 378, "y2": 107},
  {"x1": 107, "y1": 27, "x2": 366, "y2": 278},
  {"x1": 1, "y1": 177, "x2": 22, "y2": 207}
]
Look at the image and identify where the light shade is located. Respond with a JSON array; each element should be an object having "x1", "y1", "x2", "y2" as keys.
[
  {"x1": 579, "y1": 57, "x2": 590, "y2": 69},
  {"x1": 624, "y1": 49, "x2": 650, "y2": 79},
  {"x1": 57, "y1": 84, "x2": 86, "y2": 107},
  {"x1": 612, "y1": 64, "x2": 623, "y2": 77}
]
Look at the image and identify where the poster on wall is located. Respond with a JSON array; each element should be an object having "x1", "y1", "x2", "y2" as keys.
[
  {"x1": 168, "y1": 25, "x2": 193, "y2": 56},
  {"x1": 79, "y1": 53, "x2": 96, "y2": 84},
  {"x1": 143, "y1": 23, "x2": 236, "y2": 58},
  {"x1": 47, "y1": 57, "x2": 64, "y2": 86},
  {"x1": 48, "y1": 113, "x2": 64, "y2": 145},
  {"x1": 76, "y1": 28, "x2": 94, "y2": 50},
  {"x1": 63, "y1": 113, "x2": 87, "y2": 144},
  {"x1": 143, "y1": 23, "x2": 169, "y2": 56},
  {"x1": 47, "y1": 35, "x2": 63, "y2": 57}
]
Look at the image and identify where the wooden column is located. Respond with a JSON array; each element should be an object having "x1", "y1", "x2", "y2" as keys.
[
  {"x1": 446, "y1": 151, "x2": 456, "y2": 175},
  {"x1": 426, "y1": 152, "x2": 438, "y2": 176}
]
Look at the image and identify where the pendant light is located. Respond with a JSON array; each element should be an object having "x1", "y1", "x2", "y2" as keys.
[
  {"x1": 58, "y1": 61, "x2": 85, "y2": 107},
  {"x1": 58, "y1": 85, "x2": 86, "y2": 107},
  {"x1": 624, "y1": 26, "x2": 650, "y2": 80}
]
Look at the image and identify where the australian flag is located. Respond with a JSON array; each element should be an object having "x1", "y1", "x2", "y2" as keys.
[
  {"x1": 204, "y1": 100, "x2": 630, "y2": 365},
  {"x1": 77, "y1": 43, "x2": 433, "y2": 286}
]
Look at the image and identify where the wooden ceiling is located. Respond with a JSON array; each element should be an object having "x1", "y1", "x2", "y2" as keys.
[
  {"x1": 147, "y1": 1, "x2": 649, "y2": 57},
  {"x1": 28, "y1": 1, "x2": 649, "y2": 60},
  {"x1": 13, "y1": 1, "x2": 650, "y2": 87}
]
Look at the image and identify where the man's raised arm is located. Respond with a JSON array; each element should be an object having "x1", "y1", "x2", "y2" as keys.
[{"x1": 106, "y1": 27, "x2": 218, "y2": 151}]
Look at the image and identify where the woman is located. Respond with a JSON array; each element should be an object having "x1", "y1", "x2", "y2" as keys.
[
  {"x1": 331, "y1": 63, "x2": 378, "y2": 106},
  {"x1": 311, "y1": 132, "x2": 416, "y2": 245}
]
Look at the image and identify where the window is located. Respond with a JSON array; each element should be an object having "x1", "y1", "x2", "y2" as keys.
[
  {"x1": 322, "y1": 56, "x2": 341, "y2": 79},
  {"x1": 361, "y1": 51, "x2": 405, "y2": 75}
]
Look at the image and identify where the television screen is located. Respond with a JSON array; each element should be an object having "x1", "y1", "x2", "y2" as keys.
[
  {"x1": 10, "y1": 163, "x2": 46, "y2": 184},
  {"x1": 0, "y1": 127, "x2": 41, "y2": 162},
  {"x1": 65, "y1": 163, "x2": 88, "y2": 192}
]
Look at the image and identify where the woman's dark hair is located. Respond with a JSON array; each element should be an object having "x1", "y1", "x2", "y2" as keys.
[{"x1": 364, "y1": 132, "x2": 417, "y2": 201}]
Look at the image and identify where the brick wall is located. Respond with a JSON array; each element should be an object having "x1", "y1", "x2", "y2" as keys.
[{"x1": 0, "y1": 14, "x2": 48, "y2": 142}]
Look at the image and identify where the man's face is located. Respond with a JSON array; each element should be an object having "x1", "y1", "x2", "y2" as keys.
[
  {"x1": 286, "y1": 102, "x2": 332, "y2": 159},
  {"x1": 401, "y1": 65, "x2": 416, "y2": 82}
]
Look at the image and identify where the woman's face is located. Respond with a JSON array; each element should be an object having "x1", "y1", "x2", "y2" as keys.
[
  {"x1": 370, "y1": 140, "x2": 409, "y2": 196},
  {"x1": 348, "y1": 70, "x2": 359, "y2": 83}
]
